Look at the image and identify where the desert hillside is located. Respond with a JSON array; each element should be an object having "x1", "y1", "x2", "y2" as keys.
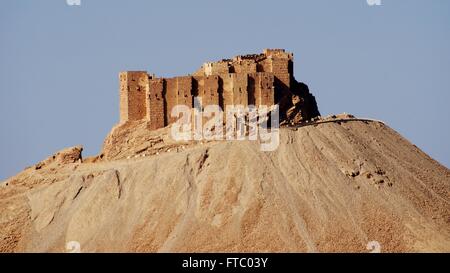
[{"x1": 1, "y1": 116, "x2": 449, "y2": 252}]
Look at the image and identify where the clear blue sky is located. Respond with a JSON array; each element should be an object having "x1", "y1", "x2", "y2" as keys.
[{"x1": 1, "y1": 0, "x2": 449, "y2": 180}]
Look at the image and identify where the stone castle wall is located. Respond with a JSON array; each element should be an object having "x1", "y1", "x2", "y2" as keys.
[{"x1": 119, "y1": 49, "x2": 311, "y2": 129}]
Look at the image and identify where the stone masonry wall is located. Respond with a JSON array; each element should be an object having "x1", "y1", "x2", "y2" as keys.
[
  {"x1": 203, "y1": 75, "x2": 219, "y2": 106},
  {"x1": 165, "y1": 78, "x2": 178, "y2": 125},
  {"x1": 232, "y1": 74, "x2": 248, "y2": 106},
  {"x1": 147, "y1": 79, "x2": 165, "y2": 130},
  {"x1": 260, "y1": 73, "x2": 275, "y2": 106},
  {"x1": 176, "y1": 76, "x2": 192, "y2": 108}
]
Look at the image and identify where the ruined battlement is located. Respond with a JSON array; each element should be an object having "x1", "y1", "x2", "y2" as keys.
[
  {"x1": 194, "y1": 48, "x2": 293, "y2": 78},
  {"x1": 119, "y1": 49, "x2": 319, "y2": 129}
]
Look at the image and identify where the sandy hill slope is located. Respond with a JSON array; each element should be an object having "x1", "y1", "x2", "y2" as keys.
[{"x1": 1, "y1": 116, "x2": 449, "y2": 252}]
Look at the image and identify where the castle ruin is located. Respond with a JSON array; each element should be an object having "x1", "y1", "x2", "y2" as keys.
[{"x1": 119, "y1": 49, "x2": 320, "y2": 129}]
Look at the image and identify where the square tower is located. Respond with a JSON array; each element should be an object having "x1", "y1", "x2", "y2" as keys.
[{"x1": 119, "y1": 71, "x2": 149, "y2": 123}]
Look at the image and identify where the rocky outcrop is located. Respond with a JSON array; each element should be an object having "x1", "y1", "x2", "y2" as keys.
[
  {"x1": 279, "y1": 81, "x2": 320, "y2": 125},
  {"x1": 2, "y1": 119, "x2": 449, "y2": 252},
  {"x1": 34, "y1": 146, "x2": 83, "y2": 170}
]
